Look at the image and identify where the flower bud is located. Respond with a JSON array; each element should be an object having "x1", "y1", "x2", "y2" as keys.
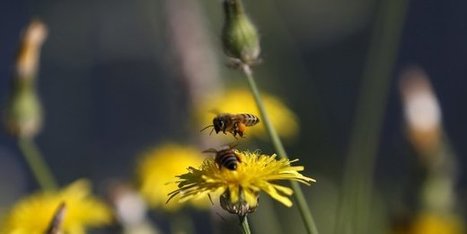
[
  {"x1": 219, "y1": 190, "x2": 258, "y2": 216},
  {"x1": 399, "y1": 67, "x2": 441, "y2": 157},
  {"x1": 221, "y1": 0, "x2": 260, "y2": 66},
  {"x1": 4, "y1": 80, "x2": 43, "y2": 138},
  {"x1": 16, "y1": 20, "x2": 48, "y2": 80},
  {"x1": 4, "y1": 20, "x2": 47, "y2": 139}
]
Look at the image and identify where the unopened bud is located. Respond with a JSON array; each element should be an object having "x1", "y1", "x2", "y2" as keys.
[
  {"x1": 219, "y1": 190, "x2": 258, "y2": 216},
  {"x1": 4, "y1": 20, "x2": 46, "y2": 139},
  {"x1": 221, "y1": 0, "x2": 260, "y2": 66},
  {"x1": 16, "y1": 20, "x2": 48, "y2": 80},
  {"x1": 400, "y1": 67, "x2": 441, "y2": 156},
  {"x1": 4, "y1": 80, "x2": 43, "y2": 138}
]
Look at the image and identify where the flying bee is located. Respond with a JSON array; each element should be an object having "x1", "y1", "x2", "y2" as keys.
[
  {"x1": 201, "y1": 113, "x2": 260, "y2": 138},
  {"x1": 203, "y1": 144, "x2": 241, "y2": 170}
]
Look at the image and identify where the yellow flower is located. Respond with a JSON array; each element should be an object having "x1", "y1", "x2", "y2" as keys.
[
  {"x1": 0, "y1": 180, "x2": 112, "y2": 234},
  {"x1": 410, "y1": 212, "x2": 464, "y2": 234},
  {"x1": 197, "y1": 88, "x2": 299, "y2": 139},
  {"x1": 168, "y1": 151, "x2": 314, "y2": 215},
  {"x1": 137, "y1": 144, "x2": 208, "y2": 211}
]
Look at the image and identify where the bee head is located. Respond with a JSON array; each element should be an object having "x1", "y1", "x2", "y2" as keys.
[
  {"x1": 213, "y1": 117, "x2": 226, "y2": 133},
  {"x1": 227, "y1": 163, "x2": 237, "y2": 170}
]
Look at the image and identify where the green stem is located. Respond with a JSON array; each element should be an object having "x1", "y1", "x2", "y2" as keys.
[
  {"x1": 242, "y1": 64, "x2": 319, "y2": 234},
  {"x1": 335, "y1": 0, "x2": 408, "y2": 233},
  {"x1": 240, "y1": 215, "x2": 252, "y2": 234},
  {"x1": 169, "y1": 212, "x2": 195, "y2": 234},
  {"x1": 18, "y1": 137, "x2": 58, "y2": 191}
]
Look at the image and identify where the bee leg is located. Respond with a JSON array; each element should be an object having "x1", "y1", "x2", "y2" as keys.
[
  {"x1": 232, "y1": 131, "x2": 239, "y2": 139},
  {"x1": 235, "y1": 154, "x2": 242, "y2": 163},
  {"x1": 237, "y1": 123, "x2": 246, "y2": 138}
]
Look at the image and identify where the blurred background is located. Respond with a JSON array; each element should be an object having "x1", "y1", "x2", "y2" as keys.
[{"x1": 0, "y1": 0, "x2": 466, "y2": 233}]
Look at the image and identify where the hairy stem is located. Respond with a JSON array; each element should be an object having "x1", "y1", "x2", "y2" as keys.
[
  {"x1": 18, "y1": 137, "x2": 58, "y2": 190},
  {"x1": 240, "y1": 215, "x2": 252, "y2": 234},
  {"x1": 242, "y1": 64, "x2": 319, "y2": 234}
]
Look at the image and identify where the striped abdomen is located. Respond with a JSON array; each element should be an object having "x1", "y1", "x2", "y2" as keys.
[
  {"x1": 215, "y1": 149, "x2": 241, "y2": 170},
  {"x1": 239, "y1": 113, "x2": 260, "y2": 126}
]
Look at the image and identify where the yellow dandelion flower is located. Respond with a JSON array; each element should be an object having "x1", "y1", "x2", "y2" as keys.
[
  {"x1": 0, "y1": 180, "x2": 112, "y2": 234},
  {"x1": 137, "y1": 144, "x2": 208, "y2": 211},
  {"x1": 168, "y1": 150, "x2": 314, "y2": 216},
  {"x1": 410, "y1": 212, "x2": 465, "y2": 234},
  {"x1": 197, "y1": 88, "x2": 299, "y2": 139}
]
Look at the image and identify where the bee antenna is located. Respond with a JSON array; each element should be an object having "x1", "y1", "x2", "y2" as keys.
[
  {"x1": 202, "y1": 148, "x2": 217, "y2": 154},
  {"x1": 200, "y1": 125, "x2": 214, "y2": 132},
  {"x1": 209, "y1": 128, "x2": 215, "y2": 136}
]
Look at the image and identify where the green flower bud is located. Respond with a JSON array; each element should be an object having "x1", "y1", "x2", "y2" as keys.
[
  {"x1": 221, "y1": 0, "x2": 260, "y2": 66},
  {"x1": 4, "y1": 79, "x2": 43, "y2": 138},
  {"x1": 4, "y1": 20, "x2": 47, "y2": 139}
]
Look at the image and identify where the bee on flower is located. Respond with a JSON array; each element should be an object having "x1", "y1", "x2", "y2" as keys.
[{"x1": 168, "y1": 150, "x2": 314, "y2": 216}]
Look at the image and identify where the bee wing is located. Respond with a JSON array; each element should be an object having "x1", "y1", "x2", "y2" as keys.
[{"x1": 229, "y1": 114, "x2": 242, "y2": 122}]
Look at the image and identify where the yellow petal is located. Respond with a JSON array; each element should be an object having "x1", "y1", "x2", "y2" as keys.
[
  {"x1": 260, "y1": 183, "x2": 293, "y2": 207},
  {"x1": 230, "y1": 185, "x2": 239, "y2": 203},
  {"x1": 243, "y1": 188, "x2": 258, "y2": 207}
]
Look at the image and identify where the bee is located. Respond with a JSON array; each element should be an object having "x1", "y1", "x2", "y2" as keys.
[
  {"x1": 201, "y1": 113, "x2": 260, "y2": 137},
  {"x1": 203, "y1": 144, "x2": 241, "y2": 170}
]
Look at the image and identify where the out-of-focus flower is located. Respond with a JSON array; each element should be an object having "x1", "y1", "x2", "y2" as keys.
[
  {"x1": 221, "y1": 0, "x2": 260, "y2": 66},
  {"x1": 410, "y1": 212, "x2": 464, "y2": 234},
  {"x1": 400, "y1": 67, "x2": 442, "y2": 156},
  {"x1": 108, "y1": 182, "x2": 160, "y2": 234},
  {"x1": 168, "y1": 150, "x2": 314, "y2": 216},
  {"x1": 197, "y1": 88, "x2": 299, "y2": 139},
  {"x1": 137, "y1": 144, "x2": 208, "y2": 211},
  {"x1": 4, "y1": 20, "x2": 48, "y2": 139},
  {"x1": 0, "y1": 180, "x2": 112, "y2": 234}
]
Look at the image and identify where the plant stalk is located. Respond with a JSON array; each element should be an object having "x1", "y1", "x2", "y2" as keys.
[
  {"x1": 240, "y1": 215, "x2": 252, "y2": 234},
  {"x1": 242, "y1": 64, "x2": 319, "y2": 234},
  {"x1": 18, "y1": 137, "x2": 58, "y2": 190},
  {"x1": 335, "y1": 0, "x2": 408, "y2": 233}
]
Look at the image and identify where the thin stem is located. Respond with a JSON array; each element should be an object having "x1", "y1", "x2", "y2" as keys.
[
  {"x1": 239, "y1": 215, "x2": 252, "y2": 234},
  {"x1": 169, "y1": 212, "x2": 195, "y2": 234},
  {"x1": 18, "y1": 137, "x2": 58, "y2": 191},
  {"x1": 335, "y1": 0, "x2": 408, "y2": 233},
  {"x1": 241, "y1": 64, "x2": 319, "y2": 234}
]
